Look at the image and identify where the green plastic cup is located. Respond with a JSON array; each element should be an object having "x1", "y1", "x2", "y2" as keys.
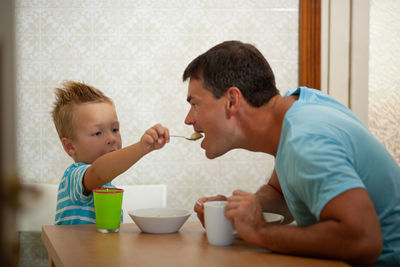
[{"x1": 93, "y1": 188, "x2": 124, "y2": 233}]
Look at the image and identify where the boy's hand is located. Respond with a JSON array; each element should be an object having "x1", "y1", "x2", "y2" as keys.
[{"x1": 141, "y1": 124, "x2": 170, "y2": 153}]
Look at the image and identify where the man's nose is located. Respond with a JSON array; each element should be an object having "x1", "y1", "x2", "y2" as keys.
[{"x1": 184, "y1": 111, "x2": 193, "y2": 125}]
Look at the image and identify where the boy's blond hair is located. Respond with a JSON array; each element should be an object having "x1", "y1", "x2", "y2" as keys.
[{"x1": 51, "y1": 81, "x2": 113, "y2": 140}]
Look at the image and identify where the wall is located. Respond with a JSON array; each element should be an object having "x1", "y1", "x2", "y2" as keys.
[
  {"x1": 320, "y1": 0, "x2": 399, "y2": 164},
  {"x1": 15, "y1": 0, "x2": 299, "y2": 266},
  {"x1": 368, "y1": 0, "x2": 400, "y2": 164},
  {"x1": 320, "y1": 0, "x2": 369, "y2": 125}
]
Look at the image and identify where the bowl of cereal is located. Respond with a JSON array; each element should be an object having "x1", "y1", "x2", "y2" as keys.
[{"x1": 128, "y1": 208, "x2": 191, "y2": 234}]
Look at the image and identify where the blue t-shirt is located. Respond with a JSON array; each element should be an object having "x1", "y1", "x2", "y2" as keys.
[
  {"x1": 276, "y1": 87, "x2": 400, "y2": 266},
  {"x1": 55, "y1": 163, "x2": 117, "y2": 225}
]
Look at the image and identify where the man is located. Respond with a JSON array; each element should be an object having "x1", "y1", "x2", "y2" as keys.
[{"x1": 183, "y1": 40, "x2": 400, "y2": 266}]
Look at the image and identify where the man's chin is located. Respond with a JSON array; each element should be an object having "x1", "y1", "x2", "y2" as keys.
[
  {"x1": 205, "y1": 153, "x2": 216, "y2": 159},
  {"x1": 205, "y1": 149, "x2": 227, "y2": 159}
]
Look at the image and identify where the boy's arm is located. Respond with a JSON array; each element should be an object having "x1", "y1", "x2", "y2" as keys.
[{"x1": 83, "y1": 124, "x2": 169, "y2": 191}]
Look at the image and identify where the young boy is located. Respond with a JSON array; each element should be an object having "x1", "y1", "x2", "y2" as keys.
[{"x1": 51, "y1": 81, "x2": 170, "y2": 225}]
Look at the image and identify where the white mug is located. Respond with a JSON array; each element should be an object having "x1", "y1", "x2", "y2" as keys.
[{"x1": 204, "y1": 201, "x2": 234, "y2": 246}]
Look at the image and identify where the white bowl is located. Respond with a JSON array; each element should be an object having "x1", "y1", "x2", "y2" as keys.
[
  {"x1": 128, "y1": 208, "x2": 191, "y2": 234},
  {"x1": 263, "y1": 212, "x2": 284, "y2": 225}
]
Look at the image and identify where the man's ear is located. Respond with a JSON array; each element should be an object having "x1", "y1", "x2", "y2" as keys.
[
  {"x1": 225, "y1": 86, "x2": 241, "y2": 117},
  {"x1": 61, "y1": 137, "x2": 76, "y2": 157}
]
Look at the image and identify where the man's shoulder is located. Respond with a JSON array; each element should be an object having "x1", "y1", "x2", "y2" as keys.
[{"x1": 283, "y1": 86, "x2": 319, "y2": 97}]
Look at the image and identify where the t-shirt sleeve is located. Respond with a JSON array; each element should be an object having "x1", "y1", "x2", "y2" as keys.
[
  {"x1": 288, "y1": 133, "x2": 365, "y2": 220},
  {"x1": 66, "y1": 164, "x2": 91, "y2": 203}
]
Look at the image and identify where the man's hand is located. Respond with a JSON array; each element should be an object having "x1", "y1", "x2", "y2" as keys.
[
  {"x1": 194, "y1": 195, "x2": 227, "y2": 227},
  {"x1": 225, "y1": 190, "x2": 266, "y2": 243}
]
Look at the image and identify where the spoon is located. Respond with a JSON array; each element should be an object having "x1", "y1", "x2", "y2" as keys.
[{"x1": 170, "y1": 132, "x2": 203, "y2": 141}]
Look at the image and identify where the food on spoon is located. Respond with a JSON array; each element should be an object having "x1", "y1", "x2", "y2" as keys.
[{"x1": 190, "y1": 132, "x2": 203, "y2": 140}]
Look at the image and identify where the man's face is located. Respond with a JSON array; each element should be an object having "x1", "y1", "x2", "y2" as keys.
[
  {"x1": 184, "y1": 78, "x2": 234, "y2": 159},
  {"x1": 71, "y1": 102, "x2": 122, "y2": 164}
]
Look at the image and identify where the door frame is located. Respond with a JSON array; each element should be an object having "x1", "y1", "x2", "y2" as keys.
[{"x1": 300, "y1": 0, "x2": 369, "y2": 124}]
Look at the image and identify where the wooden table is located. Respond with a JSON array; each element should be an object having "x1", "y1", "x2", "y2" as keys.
[{"x1": 42, "y1": 222, "x2": 349, "y2": 267}]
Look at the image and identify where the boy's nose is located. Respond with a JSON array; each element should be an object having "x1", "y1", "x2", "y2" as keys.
[{"x1": 106, "y1": 132, "x2": 116, "y2": 144}]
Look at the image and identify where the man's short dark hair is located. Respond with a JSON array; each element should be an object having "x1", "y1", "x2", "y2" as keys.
[{"x1": 183, "y1": 40, "x2": 279, "y2": 107}]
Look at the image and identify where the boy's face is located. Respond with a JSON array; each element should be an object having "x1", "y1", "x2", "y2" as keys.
[{"x1": 69, "y1": 102, "x2": 122, "y2": 164}]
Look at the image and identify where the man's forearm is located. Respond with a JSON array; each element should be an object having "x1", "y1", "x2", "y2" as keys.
[
  {"x1": 252, "y1": 188, "x2": 382, "y2": 266},
  {"x1": 253, "y1": 219, "x2": 373, "y2": 265}
]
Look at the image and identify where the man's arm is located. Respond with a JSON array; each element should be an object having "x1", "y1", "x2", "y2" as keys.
[
  {"x1": 226, "y1": 188, "x2": 383, "y2": 266},
  {"x1": 255, "y1": 169, "x2": 294, "y2": 224},
  {"x1": 194, "y1": 169, "x2": 293, "y2": 227}
]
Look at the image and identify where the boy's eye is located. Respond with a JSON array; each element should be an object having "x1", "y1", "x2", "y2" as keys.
[
  {"x1": 112, "y1": 128, "x2": 119, "y2": 133},
  {"x1": 93, "y1": 131, "x2": 102, "y2": 136}
]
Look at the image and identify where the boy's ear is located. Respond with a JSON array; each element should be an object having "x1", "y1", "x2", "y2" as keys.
[
  {"x1": 225, "y1": 86, "x2": 241, "y2": 117},
  {"x1": 61, "y1": 137, "x2": 75, "y2": 157}
]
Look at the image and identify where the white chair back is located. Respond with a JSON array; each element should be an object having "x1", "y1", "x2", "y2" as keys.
[
  {"x1": 16, "y1": 183, "x2": 168, "y2": 231},
  {"x1": 116, "y1": 184, "x2": 167, "y2": 223},
  {"x1": 17, "y1": 183, "x2": 58, "y2": 232}
]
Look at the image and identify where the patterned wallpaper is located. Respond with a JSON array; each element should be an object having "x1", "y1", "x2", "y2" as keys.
[
  {"x1": 15, "y1": 0, "x2": 298, "y2": 211},
  {"x1": 369, "y1": 0, "x2": 400, "y2": 94},
  {"x1": 368, "y1": 0, "x2": 400, "y2": 164},
  {"x1": 15, "y1": 1, "x2": 299, "y2": 266}
]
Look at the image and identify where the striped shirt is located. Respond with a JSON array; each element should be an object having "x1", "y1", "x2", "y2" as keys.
[{"x1": 55, "y1": 162, "x2": 116, "y2": 225}]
